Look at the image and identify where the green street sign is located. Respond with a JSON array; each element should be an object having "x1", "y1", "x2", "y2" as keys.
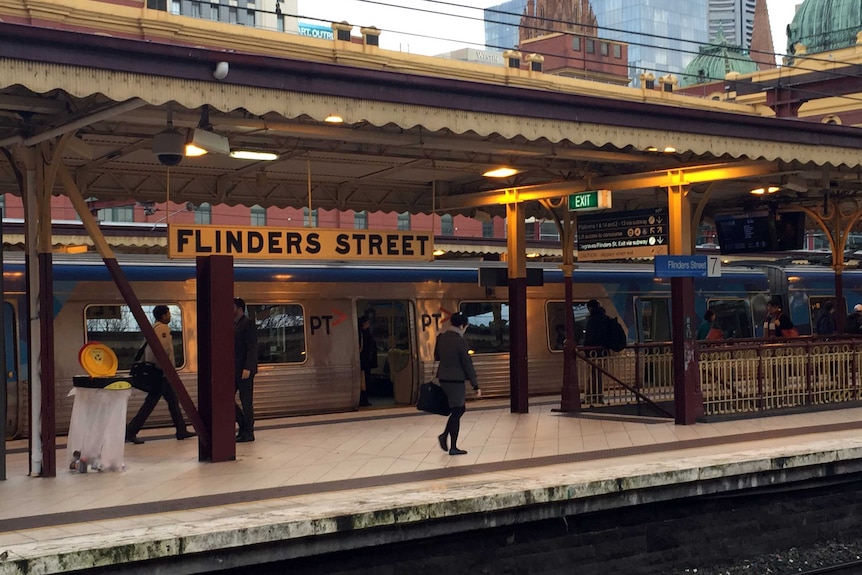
[{"x1": 568, "y1": 189, "x2": 612, "y2": 211}]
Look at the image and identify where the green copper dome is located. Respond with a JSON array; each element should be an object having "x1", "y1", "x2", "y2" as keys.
[
  {"x1": 787, "y1": 0, "x2": 862, "y2": 59},
  {"x1": 680, "y1": 30, "x2": 759, "y2": 87}
]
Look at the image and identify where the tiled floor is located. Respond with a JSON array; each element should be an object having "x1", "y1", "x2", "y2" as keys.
[{"x1": 3, "y1": 398, "x2": 862, "y2": 552}]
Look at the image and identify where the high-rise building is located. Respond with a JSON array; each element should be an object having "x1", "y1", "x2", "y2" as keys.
[
  {"x1": 484, "y1": 0, "x2": 528, "y2": 52},
  {"x1": 708, "y1": 0, "x2": 756, "y2": 49},
  {"x1": 148, "y1": 0, "x2": 299, "y2": 34},
  {"x1": 591, "y1": 0, "x2": 708, "y2": 84}
]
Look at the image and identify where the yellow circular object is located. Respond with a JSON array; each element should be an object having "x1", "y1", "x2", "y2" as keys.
[
  {"x1": 103, "y1": 380, "x2": 131, "y2": 390},
  {"x1": 78, "y1": 342, "x2": 119, "y2": 377}
]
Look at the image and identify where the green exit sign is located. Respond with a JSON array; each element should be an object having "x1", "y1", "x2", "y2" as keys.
[{"x1": 568, "y1": 190, "x2": 612, "y2": 211}]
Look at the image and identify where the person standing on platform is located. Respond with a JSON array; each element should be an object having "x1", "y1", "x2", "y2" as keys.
[
  {"x1": 234, "y1": 297, "x2": 258, "y2": 443},
  {"x1": 846, "y1": 304, "x2": 862, "y2": 335},
  {"x1": 358, "y1": 315, "x2": 376, "y2": 407},
  {"x1": 815, "y1": 301, "x2": 836, "y2": 336},
  {"x1": 583, "y1": 299, "x2": 609, "y2": 404},
  {"x1": 435, "y1": 312, "x2": 480, "y2": 456},
  {"x1": 126, "y1": 305, "x2": 195, "y2": 444}
]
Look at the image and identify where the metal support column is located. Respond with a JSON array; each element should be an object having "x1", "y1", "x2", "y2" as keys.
[
  {"x1": 667, "y1": 180, "x2": 703, "y2": 424},
  {"x1": 506, "y1": 197, "x2": 529, "y2": 413},
  {"x1": 196, "y1": 255, "x2": 236, "y2": 462}
]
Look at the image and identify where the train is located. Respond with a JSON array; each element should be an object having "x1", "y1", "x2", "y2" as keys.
[{"x1": 2, "y1": 253, "x2": 857, "y2": 439}]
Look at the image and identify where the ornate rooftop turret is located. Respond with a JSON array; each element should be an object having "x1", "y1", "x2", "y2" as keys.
[
  {"x1": 519, "y1": 0, "x2": 598, "y2": 43},
  {"x1": 787, "y1": 0, "x2": 862, "y2": 61},
  {"x1": 680, "y1": 29, "x2": 759, "y2": 87}
]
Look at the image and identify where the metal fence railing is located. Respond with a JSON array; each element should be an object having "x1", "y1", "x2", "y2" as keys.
[{"x1": 574, "y1": 337, "x2": 862, "y2": 418}]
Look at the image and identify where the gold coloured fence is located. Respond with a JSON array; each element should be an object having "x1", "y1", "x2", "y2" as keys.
[
  {"x1": 699, "y1": 337, "x2": 862, "y2": 416},
  {"x1": 578, "y1": 343, "x2": 675, "y2": 412}
]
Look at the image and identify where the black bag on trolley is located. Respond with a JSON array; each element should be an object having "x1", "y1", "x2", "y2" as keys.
[
  {"x1": 416, "y1": 381, "x2": 451, "y2": 416},
  {"x1": 129, "y1": 342, "x2": 163, "y2": 394}
]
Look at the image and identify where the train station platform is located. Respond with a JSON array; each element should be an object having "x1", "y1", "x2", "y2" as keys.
[{"x1": 3, "y1": 398, "x2": 862, "y2": 574}]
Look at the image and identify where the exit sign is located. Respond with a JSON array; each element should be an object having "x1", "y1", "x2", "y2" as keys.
[{"x1": 568, "y1": 189, "x2": 612, "y2": 211}]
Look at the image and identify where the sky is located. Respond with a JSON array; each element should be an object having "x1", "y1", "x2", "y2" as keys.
[{"x1": 298, "y1": 0, "x2": 802, "y2": 62}]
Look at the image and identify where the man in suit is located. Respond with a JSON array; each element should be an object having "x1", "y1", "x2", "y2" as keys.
[{"x1": 234, "y1": 297, "x2": 258, "y2": 443}]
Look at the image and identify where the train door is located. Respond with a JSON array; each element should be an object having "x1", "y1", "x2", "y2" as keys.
[
  {"x1": 707, "y1": 298, "x2": 755, "y2": 338},
  {"x1": 4, "y1": 302, "x2": 18, "y2": 438},
  {"x1": 356, "y1": 299, "x2": 416, "y2": 406},
  {"x1": 634, "y1": 297, "x2": 672, "y2": 343}
]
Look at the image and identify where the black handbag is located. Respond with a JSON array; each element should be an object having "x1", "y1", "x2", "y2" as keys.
[
  {"x1": 417, "y1": 381, "x2": 450, "y2": 416},
  {"x1": 129, "y1": 341, "x2": 163, "y2": 393}
]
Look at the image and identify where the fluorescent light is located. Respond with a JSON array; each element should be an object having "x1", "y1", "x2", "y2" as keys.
[
  {"x1": 230, "y1": 150, "x2": 279, "y2": 161},
  {"x1": 324, "y1": 114, "x2": 344, "y2": 123},
  {"x1": 483, "y1": 167, "x2": 519, "y2": 178}
]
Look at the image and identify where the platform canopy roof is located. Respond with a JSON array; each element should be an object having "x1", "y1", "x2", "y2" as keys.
[{"x1": 2, "y1": 1, "x2": 862, "y2": 221}]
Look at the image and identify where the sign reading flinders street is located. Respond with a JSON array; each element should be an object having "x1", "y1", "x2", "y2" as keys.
[{"x1": 168, "y1": 224, "x2": 434, "y2": 261}]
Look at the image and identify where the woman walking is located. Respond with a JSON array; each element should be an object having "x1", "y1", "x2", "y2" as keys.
[{"x1": 434, "y1": 313, "x2": 481, "y2": 455}]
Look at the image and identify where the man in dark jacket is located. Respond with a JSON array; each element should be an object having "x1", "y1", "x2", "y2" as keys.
[
  {"x1": 583, "y1": 299, "x2": 608, "y2": 404},
  {"x1": 847, "y1": 304, "x2": 862, "y2": 335},
  {"x1": 234, "y1": 297, "x2": 258, "y2": 443}
]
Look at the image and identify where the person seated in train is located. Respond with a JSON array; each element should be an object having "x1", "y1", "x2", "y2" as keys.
[
  {"x1": 697, "y1": 309, "x2": 723, "y2": 340},
  {"x1": 763, "y1": 297, "x2": 795, "y2": 338},
  {"x1": 358, "y1": 314, "x2": 377, "y2": 407},
  {"x1": 846, "y1": 304, "x2": 862, "y2": 335},
  {"x1": 126, "y1": 305, "x2": 195, "y2": 444}
]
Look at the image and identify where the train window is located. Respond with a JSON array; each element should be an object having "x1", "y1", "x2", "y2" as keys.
[
  {"x1": 85, "y1": 304, "x2": 184, "y2": 369},
  {"x1": 707, "y1": 299, "x2": 754, "y2": 338},
  {"x1": 545, "y1": 301, "x2": 588, "y2": 350},
  {"x1": 356, "y1": 299, "x2": 413, "y2": 384},
  {"x1": 635, "y1": 298, "x2": 671, "y2": 343},
  {"x1": 459, "y1": 302, "x2": 509, "y2": 354},
  {"x1": 248, "y1": 304, "x2": 305, "y2": 364}
]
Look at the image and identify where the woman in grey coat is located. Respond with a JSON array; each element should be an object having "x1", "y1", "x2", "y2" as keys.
[{"x1": 434, "y1": 313, "x2": 481, "y2": 455}]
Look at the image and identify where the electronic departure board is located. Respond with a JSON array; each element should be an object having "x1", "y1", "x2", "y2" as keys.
[
  {"x1": 715, "y1": 213, "x2": 774, "y2": 254},
  {"x1": 715, "y1": 212, "x2": 805, "y2": 254}
]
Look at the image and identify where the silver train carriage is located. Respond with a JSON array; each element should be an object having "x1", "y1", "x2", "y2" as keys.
[{"x1": 4, "y1": 254, "x2": 810, "y2": 439}]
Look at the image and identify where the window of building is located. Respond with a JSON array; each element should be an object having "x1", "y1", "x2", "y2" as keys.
[
  {"x1": 190, "y1": 1, "x2": 201, "y2": 18},
  {"x1": 0, "y1": 194, "x2": 6, "y2": 219},
  {"x1": 397, "y1": 212, "x2": 411, "y2": 231},
  {"x1": 303, "y1": 207, "x2": 318, "y2": 227},
  {"x1": 482, "y1": 220, "x2": 494, "y2": 238},
  {"x1": 277, "y1": 15, "x2": 285, "y2": 32},
  {"x1": 459, "y1": 301, "x2": 509, "y2": 354},
  {"x1": 195, "y1": 202, "x2": 212, "y2": 224},
  {"x1": 250, "y1": 204, "x2": 266, "y2": 226},
  {"x1": 600, "y1": 42, "x2": 609, "y2": 56},
  {"x1": 572, "y1": 37, "x2": 581, "y2": 51},
  {"x1": 245, "y1": 9, "x2": 255, "y2": 26},
  {"x1": 97, "y1": 206, "x2": 134, "y2": 223},
  {"x1": 85, "y1": 304, "x2": 185, "y2": 369},
  {"x1": 228, "y1": 6, "x2": 238, "y2": 23},
  {"x1": 441, "y1": 214, "x2": 454, "y2": 236},
  {"x1": 247, "y1": 304, "x2": 306, "y2": 364},
  {"x1": 354, "y1": 210, "x2": 368, "y2": 229},
  {"x1": 613, "y1": 44, "x2": 622, "y2": 59},
  {"x1": 209, "y1": 2, "x2": 218, "y2": 19},
  {"x1": 586, "y1": 39, "x2": 595, "y2": 54},
  {"x1": 170, "y1": 0, "x2": 180, "y2": 14}
]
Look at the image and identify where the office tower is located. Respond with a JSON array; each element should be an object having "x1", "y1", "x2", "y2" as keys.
[
  {"x1": 709, "y1": 0, "x2": 756, "y2": 49},
  {"x1": 484, "y1": 0, "x2": 528, "y2": 51},
  {"x1": 591, "y1": 0, "x2": 708, "y2": 84},
  {"x1": 150, "y1": 0, "x2": 298, "y2": 34}
]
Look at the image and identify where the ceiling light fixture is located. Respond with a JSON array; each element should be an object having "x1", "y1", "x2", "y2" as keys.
[
  {"x1": 185, "y1": 128, "x2": 230, "y2": 157},
  {"x1": 432, "y1": 249, "x2": 446, "y2": 257},
  {"x1": 229, "y1": 150, "x2": 280, "y2": 161},
  {"x1": 749, "y1": 186, "x2": 780, "y2": 195},
  {"x1": 483, "y1": 167, "x2": 519, "y2": 178},
  {"x1": 324, "y1": 114, "x2": 344, "y2": 123}
]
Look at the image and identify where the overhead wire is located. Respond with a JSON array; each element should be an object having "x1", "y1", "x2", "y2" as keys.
[{"x1": 274, "y1": 0, "x2": 862, "y2": 108}]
